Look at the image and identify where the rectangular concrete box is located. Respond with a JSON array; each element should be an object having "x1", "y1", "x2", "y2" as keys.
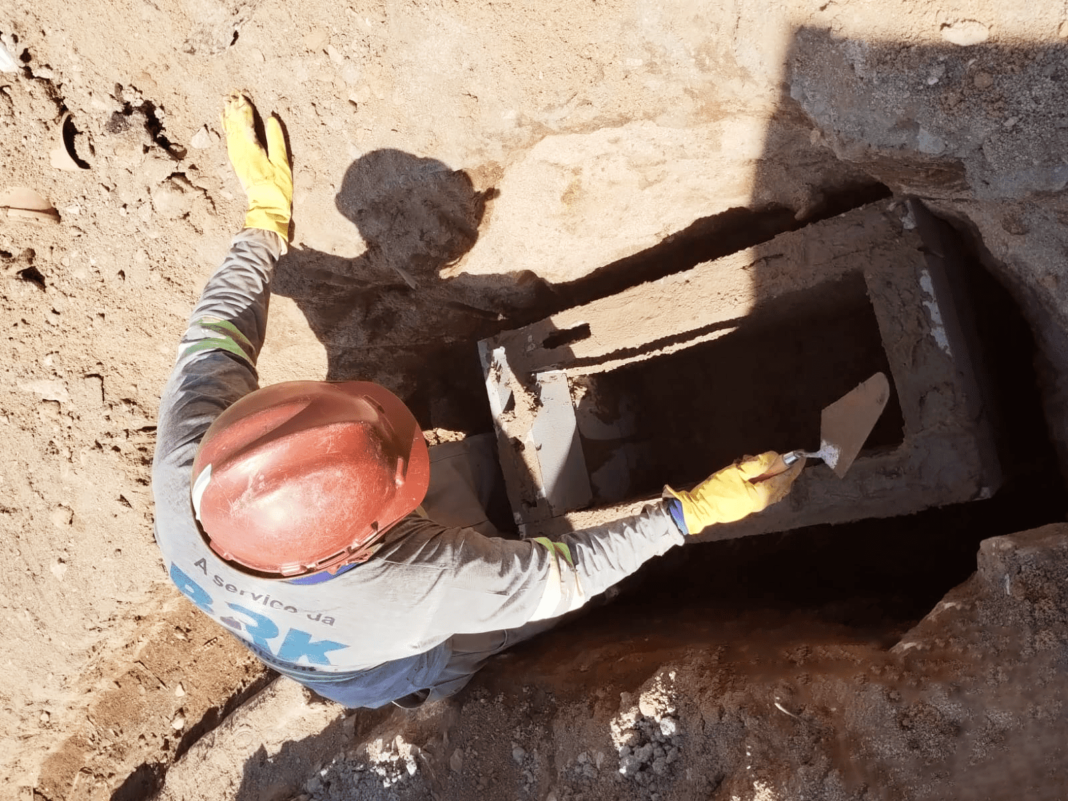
[{"x1": 479, "y1": 200, "x2": 1002, "y2": 542}]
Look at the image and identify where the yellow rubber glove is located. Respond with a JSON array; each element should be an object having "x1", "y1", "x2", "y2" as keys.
[
  {"x1": 664, "y1": 451, "x2": 805, "y2": 535},
  {"x1": 222, "y1": 92, "x2": 292, "y2": 242}
]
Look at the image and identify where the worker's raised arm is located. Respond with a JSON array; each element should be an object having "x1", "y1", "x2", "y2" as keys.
[
  {"x1": 371, "y1": 502, "x2": 682, "y2": 637},
  {"x1": 153, "y1": 93, "x2": 292, "y2": 548},
  {"x1": 155, "y1": 227, "x2": 281, "y2": 462}
]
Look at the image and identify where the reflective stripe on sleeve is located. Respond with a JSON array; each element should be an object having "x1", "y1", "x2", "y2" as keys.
[
  {"x1": 177, "y1": 317, "x2": 256, "y2": 367},
  {"x1": 528, "y1": 537, "x2": 586, "y2": 622}
]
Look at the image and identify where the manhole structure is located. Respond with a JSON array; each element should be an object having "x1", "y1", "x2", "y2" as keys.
[{"x1": 479, "y1": 200, "x2": 1002, "y2": 542}]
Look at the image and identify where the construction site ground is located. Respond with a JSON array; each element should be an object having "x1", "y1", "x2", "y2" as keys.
[{"x1": 3, "y1": 0, "x2": 1068, "y2": 799}]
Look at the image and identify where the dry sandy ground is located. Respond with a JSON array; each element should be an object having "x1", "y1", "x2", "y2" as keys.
[{"x1": 2, "y1": 0, "x2": 1068, "y2": 798}]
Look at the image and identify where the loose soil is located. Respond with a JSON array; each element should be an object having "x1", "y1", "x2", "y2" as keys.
[{"x1": 2, "y1": 0, "x2": 1067, "y2": 798}]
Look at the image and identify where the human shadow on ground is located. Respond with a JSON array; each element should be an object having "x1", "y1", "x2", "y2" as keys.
[
  {"x1": 271, "y1": 148, "x2": 557, "y2": 436},
  {"x1": 271, "y1": 147, "x2": 815, "y2": 438}
]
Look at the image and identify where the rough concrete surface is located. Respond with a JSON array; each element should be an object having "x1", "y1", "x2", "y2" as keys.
[
  {"x1": 481, "y1": 201, "x2": 1002, "y2": 540},
  {"x1": 1, "y1": 0, "x2": 1067, "y2": 798}
]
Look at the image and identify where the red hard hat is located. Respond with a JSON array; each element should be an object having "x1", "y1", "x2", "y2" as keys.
[{"x1": 191, "y1": 380, "x2": 430, "y2": 578}]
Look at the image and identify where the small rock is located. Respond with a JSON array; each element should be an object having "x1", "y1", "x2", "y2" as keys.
[
  {"x1": 1001, "y1": 213, "x2": 1029, "y2": 236},
  {"x1": 940, "y1": 20, "x2": 989, "y2": 47},
  {"x1": 50, "y1": 507, "x2": 73, "y2": 529},
  {"x1": 633, "y1": 743, "x2": 654, "y2": 763},
  {"x1": 77, "y1": 375, "x2": 105, "y2": 410},
  {"x1": 512, "y1": 744, "x2": 526, "y2": 764},
  {"x1": 651, "y1": 757, "x2": 667, "y2": 775},
  {"x1": 21, "y1": 379, "x2": 70, "y2": 404},
  {"x1": 618, "y1": 754, "x2": 642, "y2": 775},
  {"x1": 340, "y1": 63, "x2": 361, "y2": 86},
  {"x1": 638, "y1": 697, "x2": 658, "y2": 718},
  {"x1": 659, "y1": 717, "x2": 677, "y2": 737},
  {"x1": 973, "y1": 71, "x2": 994, "y2": 90},
  {"x1": 327, "y1": 45, "x2": 344, "y2": 65},
  {"x1": 190, "y1": 126, "x2": 212, "y2": 149},
  {"x1": 175, "y1": 683, "x2": 185, "y2": 697},
  {"x1": 40, "y1": 710, "x2": 50, "y2": 724},
  {"x1": 171, "y1": 713, "x2": 186, "y2": 731},
  {"x1": 917, "y1": 128, "x2": 945, "y2": 155},
  {"x1": 449, "y1": 748, "x2": 463, "y2": 773},
  {"x1": 303, "y1": 29, "x2": 329, "y2": 50},
  {"x1": 0, "y1": 37, "x2": 18, "y2": 73},
  {"x1": 150, "y1": 179, "x2": 194, "y2": 220}
]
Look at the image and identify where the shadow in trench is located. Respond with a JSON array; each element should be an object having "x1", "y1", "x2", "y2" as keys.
[{"x1": 580, "y1": 29, "x2": 1068, "y2": 640}]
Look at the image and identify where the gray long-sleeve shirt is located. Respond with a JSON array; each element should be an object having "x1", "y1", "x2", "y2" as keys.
[{"x1": 151, "y1": 228, "x2": 685, "y2": 707}]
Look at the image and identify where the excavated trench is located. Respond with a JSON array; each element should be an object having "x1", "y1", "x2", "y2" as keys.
[
  {"x1": 130, "y1": 193, "x2": 1067, "y2": 800},
  {"x1": 408, "y1": 191, "x2": 1067, "y2": 666},
  {"x1": 546, "y1": 209, "x2": 1068, "y2": 638},
  {"x1": 464, "y1": 194, "x2": 1067, "y2": 648}
]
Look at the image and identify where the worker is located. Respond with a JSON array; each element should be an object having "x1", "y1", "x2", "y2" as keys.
[{"x1": 151, "y1": 94, "x2": 805, "y2": 709}]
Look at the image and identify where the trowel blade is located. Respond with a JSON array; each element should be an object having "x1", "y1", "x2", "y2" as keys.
[{"x1": 820, "y1": 372, "x2": 890, "y2": 479}]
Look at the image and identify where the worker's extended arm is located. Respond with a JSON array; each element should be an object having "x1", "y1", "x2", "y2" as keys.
[{"x1": 373, "y1": 454, "x2": 802, "y2": 638}]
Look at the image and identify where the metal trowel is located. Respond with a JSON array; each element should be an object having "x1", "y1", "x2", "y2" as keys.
[{"x1": 755, "y1": 372, "x2": 891, "y2": 482}]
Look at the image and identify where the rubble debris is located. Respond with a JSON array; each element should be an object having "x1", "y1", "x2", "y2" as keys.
[
  {"x1": 940, "y1": 19, "x2": 991, "y2": 46},
  {"x1": 0, "y1": 33, "x2": 17, "y2": 72},
  {"x1": 0, "y1": 186, "x2": 60, "y2": 223},
  {"x1": 190, "y1": 125, "x2": 212, "y2": 149},
  {"x1": 611, "y1": 674, "x2": 682, "y2": 783}
]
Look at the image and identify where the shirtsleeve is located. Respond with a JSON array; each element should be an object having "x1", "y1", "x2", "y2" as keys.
[
  {"x1": 371, "y1": 502, "x2": 686, "y2": 639},
  {"x1": 153, "y1": 229, "x2": 281, "y2": 549}
]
